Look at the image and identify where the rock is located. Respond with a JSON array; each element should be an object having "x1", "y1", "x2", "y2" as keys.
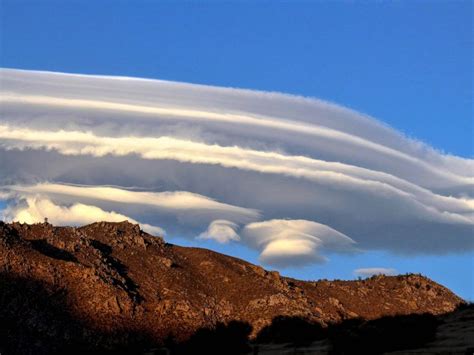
[
  {"x1": 249, "y1": 265, "x2": 266, "y2": 277},
  {"x1": 158, "y1": 257, "x2": 173, "y2": 268},
  {"x1": 267, "y1": 270, "x2": 280, "y2": 281},
  {"x1": 268, "y1": 293, "x2": 287, "y2": 306},
  {"x1": 329, "y1": 297, "x2": 342, "y2": 307}
]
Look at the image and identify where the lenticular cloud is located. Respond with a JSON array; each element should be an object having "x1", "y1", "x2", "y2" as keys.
[{"x1": 0, "y1": 69, "x2": 472, "y2": 267}]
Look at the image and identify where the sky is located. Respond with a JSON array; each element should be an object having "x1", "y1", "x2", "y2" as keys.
[{"x1": 0, "y1": 1, "x2": 472, "y2": 299}]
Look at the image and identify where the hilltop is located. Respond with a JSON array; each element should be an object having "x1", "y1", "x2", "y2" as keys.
[{"x1": 0, "y1": 221, "x2": 469, "y2": 354}]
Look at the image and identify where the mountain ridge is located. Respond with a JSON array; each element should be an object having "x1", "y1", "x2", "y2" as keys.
[{"x1": 0, "y1": 220, "x2": 466, "y2": 353}]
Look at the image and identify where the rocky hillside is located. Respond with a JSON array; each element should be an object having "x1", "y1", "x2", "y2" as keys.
[{"x1": 0, "y1": 221, "x2": 466, "y2": 354}]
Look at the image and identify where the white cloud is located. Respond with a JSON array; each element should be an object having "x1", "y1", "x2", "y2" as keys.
[
  {"x1": 7, "y1": 183, "x2": 258, "y2": 216},
  {"x1": 241, "y1": 219, "x2": 357, "y2": 267},
  {"x1": 2, "y1": 69, "x2": 471, "y2": 189},
  {"x1": 1, "y1": 124, "x2": 472, "y2": 223},
  {"x1": 197, "y1": 219, "x2": 240, "y2": 243},
  {"x1": 4, "y1": 183, "x2": 259, "y2": 238},
  {"x1": 0, "y1": 68, "x2": 473, "y2": 267},
  {"x1": 2, "y1": 196, "x2": 165, "y2": 236},
  {"x1": 354, "y1": 268, "x2": 398, "y2": 277}
]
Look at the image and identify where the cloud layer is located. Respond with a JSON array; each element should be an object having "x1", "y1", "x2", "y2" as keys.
[{"x1": 0, "y1": 68, "x2": 472, "y2": 267}]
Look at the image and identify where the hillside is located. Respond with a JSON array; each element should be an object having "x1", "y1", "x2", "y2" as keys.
[{"x1": 0, "y1": 221, "x2": 468, "y2": 354}]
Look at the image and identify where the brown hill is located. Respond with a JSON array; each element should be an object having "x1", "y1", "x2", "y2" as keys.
[{"x1": 0, "y1": 221, "x2": 466, "y2": 354}]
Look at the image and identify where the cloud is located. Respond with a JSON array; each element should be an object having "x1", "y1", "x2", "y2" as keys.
[
  {"x1": 3, "y1": 183, "x2": 259, "y2": 237},
  {"x1": 2, "y1": 69, "x2": 471, "y2": 189},
  {"x1": 0, "y1": 68, "x2": 473, "y2": 267},
  {"x1": 241, "y1": 219, "x2": 357, "y2": 267},
  {"x1": 1, "y1": 196, "x2": 165, "y2": 236},
  {"x1": 198, "y1": 219, "x2": 240, "y2": 243},
  {"x1": 1, "y1": 124, "x2": 472, "y2": 222},
  {"x1": 353, "y1": 268, "x2": 398, "y2": 277},
  {"x1": 7, "y1": 183, "x2": 258, "y2": 217}
]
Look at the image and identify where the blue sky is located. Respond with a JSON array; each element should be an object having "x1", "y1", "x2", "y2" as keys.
[{"x1": 1, "y1": 1, "x2": 472, "y2": 299}]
